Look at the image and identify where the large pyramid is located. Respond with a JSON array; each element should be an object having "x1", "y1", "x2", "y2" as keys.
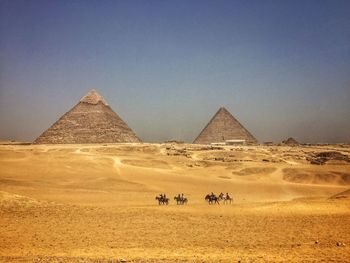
[
  {"x1": 193, "y1": 107, "x2": 257, "y2": 144},
  {"x1": 34, "y1": 89, "x2": 141, "y2": 144}
]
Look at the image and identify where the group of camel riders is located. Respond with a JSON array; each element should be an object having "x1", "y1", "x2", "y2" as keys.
[
  {"x1": 155, "y1": 192, "x2": 232, "y2": 205},
  {"x1": 174, "y1": 193, "x2": 187, "y2": 205},
  {"x1": 205, "y1": 192, "x2": 233, "y2": 204},
  {"x1": 155, "y1": 193, "x2": 169, "y2": 205}
]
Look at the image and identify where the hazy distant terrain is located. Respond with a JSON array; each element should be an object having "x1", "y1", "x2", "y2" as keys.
[{"x1": 0, "y1": 143, "x2": 349, "y2": 262}]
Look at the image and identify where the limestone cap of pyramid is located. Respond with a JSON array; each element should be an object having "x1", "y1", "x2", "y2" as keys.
[
  {"x1": 218, "y1": 106, "x2": 229, "y2": 113},
  {"x1": 80, "y1": 89, "x2": 108, "y2": 105}
]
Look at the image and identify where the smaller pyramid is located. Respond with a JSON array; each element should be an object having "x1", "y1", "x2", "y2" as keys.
[
  {"x1": 34, "y1": 89, "x2": 141, "y2": 144},
  {"x1": 193, "y1": 107, "x2": 257, "y2": 144},
  {"x1": 282, "y1": 137, "x2": 299, "y2": 146}
]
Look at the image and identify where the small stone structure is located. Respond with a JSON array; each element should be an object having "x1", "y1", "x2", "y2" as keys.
[{"x1": 225, "y1": 139, "x2": 246, "y2": 145}]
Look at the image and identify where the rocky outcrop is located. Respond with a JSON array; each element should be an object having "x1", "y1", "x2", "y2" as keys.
[{"x1": 308, "y1": 151, "x2": 350, "y2": 165}]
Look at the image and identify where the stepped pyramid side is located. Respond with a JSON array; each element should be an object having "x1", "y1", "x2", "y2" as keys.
[
  {"x1": 193, "y1": 107, "x2": 257, "y2": 144},
  {"x1": 34, "y1": 90, "x2": 141, "y2": 144}
]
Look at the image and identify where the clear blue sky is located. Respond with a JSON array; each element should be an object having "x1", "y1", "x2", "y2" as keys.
[{"x1": 0, "y1": 0, "x2": 349, "y2": 143}]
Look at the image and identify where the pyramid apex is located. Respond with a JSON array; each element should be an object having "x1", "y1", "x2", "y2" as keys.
[
  {"x1": 80, "y1": 89, "x2": 108, "y2": 105},
  {"x1": 216, "y1": 107, "x2": 230, "y2": 115}
]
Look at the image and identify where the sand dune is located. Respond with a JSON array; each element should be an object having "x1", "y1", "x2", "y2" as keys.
[
  {"x1": 232, "y1": 167, "x2": 277, "y2": 176},
  {"x1": 0, "y1": 143, "x2": 349, "y2": 261},
  {"x1": 330, "y1": 188, "x2": 350, "y2": 199},
  {"x1": 283, "y1": 168, "x2": 350, "y2": 185}
]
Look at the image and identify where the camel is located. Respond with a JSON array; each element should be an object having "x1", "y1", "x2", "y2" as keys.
[
  {"x1": 155, "y1": 196, "x2": 169, "y2": 205},
  {"x1": 174, "y1": 196, "x2": 188, "y2": 205},
  {"x1": 205, "y1": 194, "x2": 220, "y2": 205}
]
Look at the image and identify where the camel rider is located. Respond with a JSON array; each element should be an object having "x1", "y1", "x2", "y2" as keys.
[
  {"x1": 226, "y1": 193, "x2": 230, "y2": 199},
  {"x1": 160, "y1": 194, "x2": 163, "y2": 200},
  {"x1": 181, "y1": 193, "x2": 184, "y2": 199},
  {"x1": 211, "y1": 192, "x2": 215, "y2": 198}
]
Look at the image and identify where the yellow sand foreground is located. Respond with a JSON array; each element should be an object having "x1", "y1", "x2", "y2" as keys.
[{"x1": 0, "y1": 143, "x2": 349, "y2": 262}]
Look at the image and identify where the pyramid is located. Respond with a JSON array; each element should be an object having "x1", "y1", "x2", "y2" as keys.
[
  {"x1": 193, "y1": 107, "x2": 257, "y2": 144},
  {"x1": 282, "y1": 137, "x2": 299, "y2": 146},
  {"x1": 34, "y1": 89, "x2": 141, "y2": 144}
]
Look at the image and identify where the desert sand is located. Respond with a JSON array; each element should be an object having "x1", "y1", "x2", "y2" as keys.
[{"x1": 0, "y1": 143, "x2": 349, "y2": 262}]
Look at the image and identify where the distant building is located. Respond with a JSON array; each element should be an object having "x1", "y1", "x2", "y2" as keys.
[
  {"x1": 225, "y1": 139, "x2": 246, "y2": 145},
  {"x1": 210, "y1": 142, "x2": 226, "y2": 146}
]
